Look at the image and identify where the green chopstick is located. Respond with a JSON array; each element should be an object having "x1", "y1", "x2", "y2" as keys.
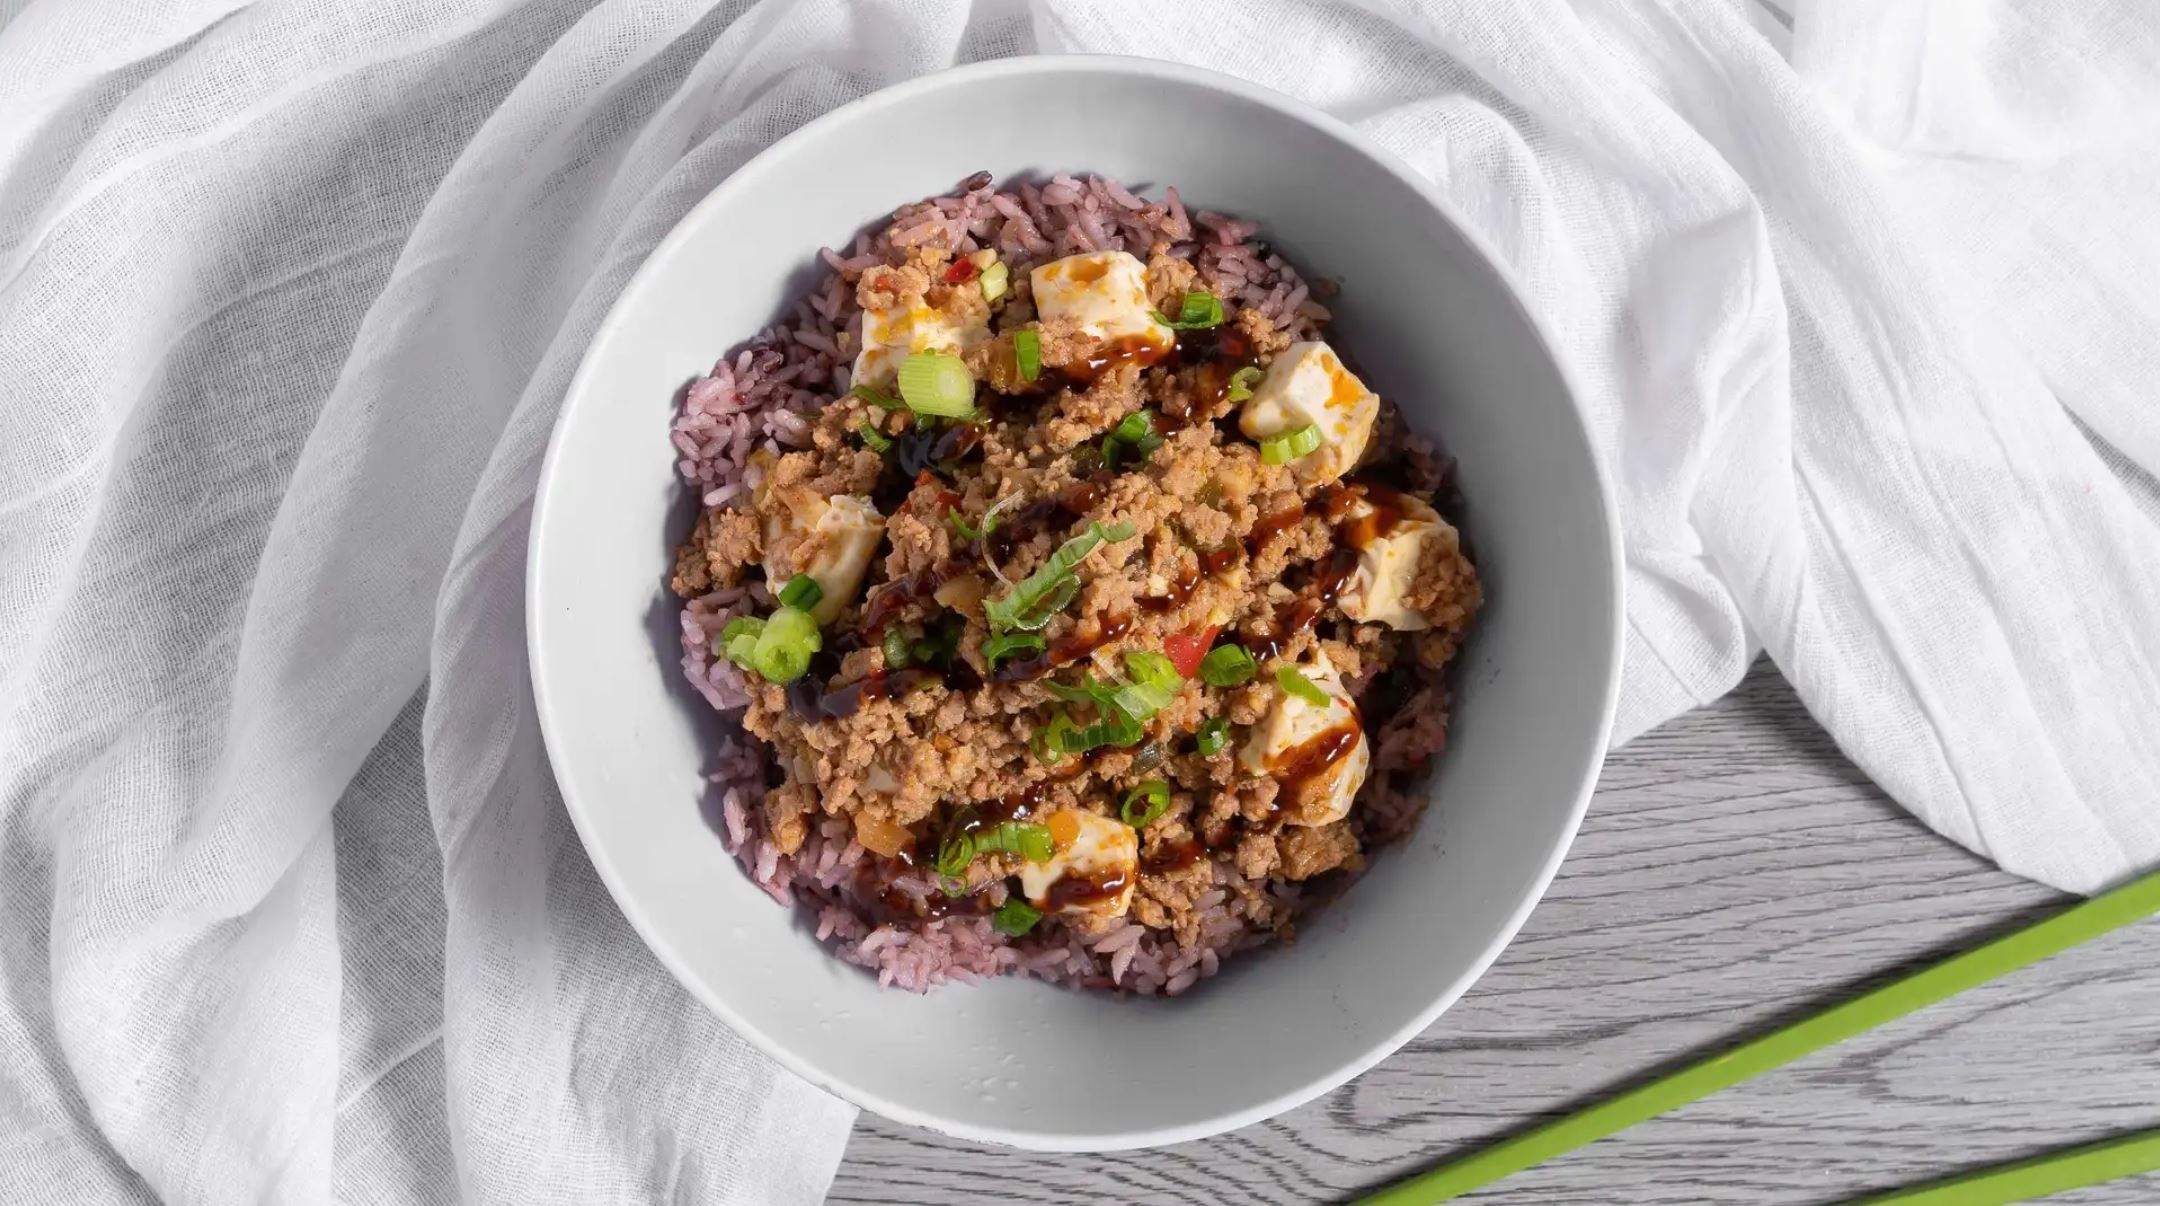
[
  {"x1": 1853, "y1": 1126, "x2": 2160, "y2": 1204},
  {"x1": 1360, "y1": 864, "x2": 2160, "y2": 1206}
]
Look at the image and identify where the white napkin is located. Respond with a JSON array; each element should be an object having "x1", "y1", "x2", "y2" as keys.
[{"x1": 4, "y1": 0, "x2": 2156, "y2": 1201}]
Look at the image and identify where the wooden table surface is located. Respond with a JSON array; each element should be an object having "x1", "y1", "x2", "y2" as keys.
[{"x1": 828, "y1": 664, "x2": 2160, "y2": 1204}]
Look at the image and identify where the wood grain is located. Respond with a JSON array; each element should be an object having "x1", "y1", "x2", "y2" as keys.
[{"x1": 828, "y1": 664, "x2": 2160, "y2": 1204}]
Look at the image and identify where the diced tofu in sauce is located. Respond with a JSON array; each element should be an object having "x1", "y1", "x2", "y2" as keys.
[
  {"x1": 853, "y1": 298, "x2": 991, "y2": 391},
  {"x1": 1030, "y1": 251, "x2": 1174, "y2": 356},
  {"x1": 761, "y1": 493, "x2": 886, "y2": 625},
  {"x1": 1237, "y1": 653, "x2": 1371, "y2": 827},
  {"x1": 1335, "y1": 490, "x2": 1450, "y2": 631},
  {"x1": 1017, "y1": 808, "x2": 1139, "y2": 919},
  {"x1": 1237, "y1": 341, "x2": 1379, "y2": 484}
]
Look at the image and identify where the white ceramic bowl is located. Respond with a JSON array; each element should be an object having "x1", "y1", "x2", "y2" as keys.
[{"x1": 529, "y1": 55, "x2": 1621, "y2": 1150}]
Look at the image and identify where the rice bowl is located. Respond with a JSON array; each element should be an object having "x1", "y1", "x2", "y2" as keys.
[
  {"x1": 529, "y1": 56, "x2": 1619, "y2": 1148},
  {"x1": 670, "y1": 171, "x2": 1482, "y2": 996}
]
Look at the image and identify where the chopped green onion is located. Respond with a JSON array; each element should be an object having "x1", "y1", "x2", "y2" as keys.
[
  {"x1": 1275, "y1": 664, "x2": 1330, "y2": 706},
  {"x1": 974, "y1": 821, "x2": 1055, "y2": 863},
  {"x1": 776, "y1": 573, "x2": 823, "y2": 611},
  {"x1": 1226, "y1": 365, "x2": 1264, "y2": 402},
  {"x1": 1030, "y1": 699, "x2": 1146, "y2": 763},
  {"x1": 1259, "y1": 423, "x2": 1323, "y2": 465},
  {"x1": 1013, "y1": 328, "x2": 1041, "y2": 383},
  {"x1": 983, "y1": 520, "x2": 1135, "y2": 632},
  {"x1": 1111, "y1": 651, "x2": 1183, "y2": 720},
  {"x1": 751, "y1": 606, "x2": 821, "y2": 683},
  {"x1": 982, "y1": 631, "x2": 1045, "y2": 670},
  {"x1": 719, "y1": 616, "x2": 765, "y2": 668},
  {"x1": 851, "y1": 383, "x2": 905, "y2": 409},
  {"x1": 1062, "y1": 706, "x2": 1145, "y2": 754},
  {"x1": 979, "y1": 260, "x2": 1010, "y2": 303},
  {"x1": 992, "y1": 896, "x2": 1041, "y2": 935},
  {"x1": 720, "y1": 615, "x2": 763, "y2": 645},
  {"x1": 1102, "y1": 410, "x2": 1162, "y2": 471},
  {"x1": 933, "y1": 835, "x2": 973, "y2": 878},
  {"x1": 1032, "y1": 711, "x2": 1078, "y2": 764},
  {"x1": 948, "y1": 509, "x2": 983, "y2": 541},
  {"x1": 1120, "y1": 780, "x2": 1172, "y2": 828},
  {"x1": 1199, "y1": 643, "x2": 1257, "y2": 687},
  {"x1": 1042, "y1": 674, "x2": 1121, "y2": 708},
  {"x1": 855, "y1": 420, "x2": 891, "y2": 452},
  {"x1": 896, "y1": 353, "x2": 977, "y2": 418},
  {"x1": 938, "y1": 876, "x2": 966, "y2": 898},
  {"x1": 1152, "y1": 290, "x2": 1225, "y2": 330},
  {"x1": 1195, "y1": 715, "x2": 1231, "y2": 757},
  {"x1": 882, "y1": 628, "x2": 913, "y2": 670}
]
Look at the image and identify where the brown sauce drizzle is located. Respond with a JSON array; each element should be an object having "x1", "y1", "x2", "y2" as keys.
[
  {"x1": 1054, "y1": 334, "x2": 1173, "y2": 387},
  {"x1": 1139, "y1": 564, "x2": 1200, "y2": 614},
  {"x1": 877, "y1": 883, "x2": 988, "y2": 922},
  {"x1": 1142, "y1": 839, "x2": 1206, "y2": 876},
  {"x1": 1238, "y1": 482, "x2": 1417, "y2": 659},
  {"x1": 1270, "y1": 720, "x2": 1363, "y2": 808},
  {"x1": 1245, "y1": 503, "x2": 1308, "y2": 556},
  {"x1": 1248, "y1": 546, "x2": 1360, "y2": 661},
  {"x1": 1047, "y1": 610, "x2": 1133, "y2": 666},
  {"x1": 857, "y1": 565, "x2": 952, "y2": 637},
  {"x1": 981, "y1": 783, "x2": 1044, "y2": 825},
  {"x1": 986, "y1": 474, "x2": 1108, "y2": 565},
  {"x1": 1044, "y1": 864, "x2": 1132, "y2": 912}
]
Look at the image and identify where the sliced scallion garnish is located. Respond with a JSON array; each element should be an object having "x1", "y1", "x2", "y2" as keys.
[
  {"x1": 1111, "y1": 410, "x2": 1154, "y2": 444},
  {"x1": 856, "y1": 420, "x2": 891, "y2": 452},
  {"x1": 975, "y1": 821, "x2": 1054, "y2": 863},
  {"x1": 1195, "y1": 715, "x2": 1231, "y2": 757},
  {"x1": 1275, "y1": 664, "x2": 1330, "y2": 706},
  {"x1": 1013, "y1": 328, "x2": 1042, "y2": 383},
  {"x1": 979, "y1": 260, "x2": 1010, "y2": 303},
  {"x1": 1111, "y1": 651, "x2": 1182, "y2": 720},
  {"x1": 882, "y1": 628, "x2": 913, "y2": 670},
  {"x1": 1152, "y1": 290, "x2": 1225, "y2": 330},
  {"x1": 1120, "y1": 780, "x2": 1172, "y2": 828},
  {"x1": 719, "y1": 616, "x2": 764, "y2": 668},
  {"x1": 982, "y1": 632, "x2": 1045, "y2": 670},
  {"x1": 1226, "y1": 365, "x2": 1264, "y2": 402},
  {"x1": 982, "y1": 520, "x2": 1135, "y2": 633},
  {"x1": 896, "y1": 352, "x2": 977, "y2": 418},
  {"x1": 751, "y1": 606, "x2": 821, "y2": 683},
  {"x1": 777, "y1": 573, "x2": 823, "y2": 612},
  {"x1": 1198, "y1": 644, "x2": 1257, "y2": 687},
  {"x1": 850, "y1": 383, "x2": 906, "y2": 409},
  {"x1": 992, "y1": 897, "x2": 1041, "y2": 936},
  {"x1": 1259, "y1": 423, "x2": 1322, "y2": 465}
]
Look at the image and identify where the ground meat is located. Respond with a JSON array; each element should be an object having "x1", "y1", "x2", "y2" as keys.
[
  {"x1": 698, "y1": 236, "x2": 1479, "y2": 971},
  {"x1": 1277, "y1": 821, "x2": 1363, "y2": 881},
  {"x1": 671, "y1": 511, "x2": 714, "y2": 597},
  {"x1": 1145, "y1": 251, "x2": 1200, "y2": 311}
]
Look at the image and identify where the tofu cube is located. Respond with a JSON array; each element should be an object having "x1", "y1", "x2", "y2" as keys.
[
  {"x1": 1336, "y1": 490, "x2": 1451, "y2": 631},
  {"x1": 1030, "y1": 251, "x2": 1174, "y2": 356},
  {"x1": 1237, "y1": 653, "x2": 1370, "y2": 827},
  {"x1": 1018, "y1": 808, "x2": 1139, "y2": 919},
  {"x1": 853, "y1": 300, "x2": 990, "y2": 391},
  {"x1": 761, "y1": 493, "x2": 885, "y2": 625},
  {"x1": 1237, "y1": 341, "x2": 1380, "y2": 484}
]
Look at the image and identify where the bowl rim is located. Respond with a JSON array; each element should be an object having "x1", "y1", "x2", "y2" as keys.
[{"x1": 528, "y1": 52, "x2": 1624, "y2": 1151}]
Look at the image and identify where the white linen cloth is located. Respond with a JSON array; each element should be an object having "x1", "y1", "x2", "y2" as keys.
[{"x1": 4, "y1": 0, "x2": 2157, "y2": 1201}]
